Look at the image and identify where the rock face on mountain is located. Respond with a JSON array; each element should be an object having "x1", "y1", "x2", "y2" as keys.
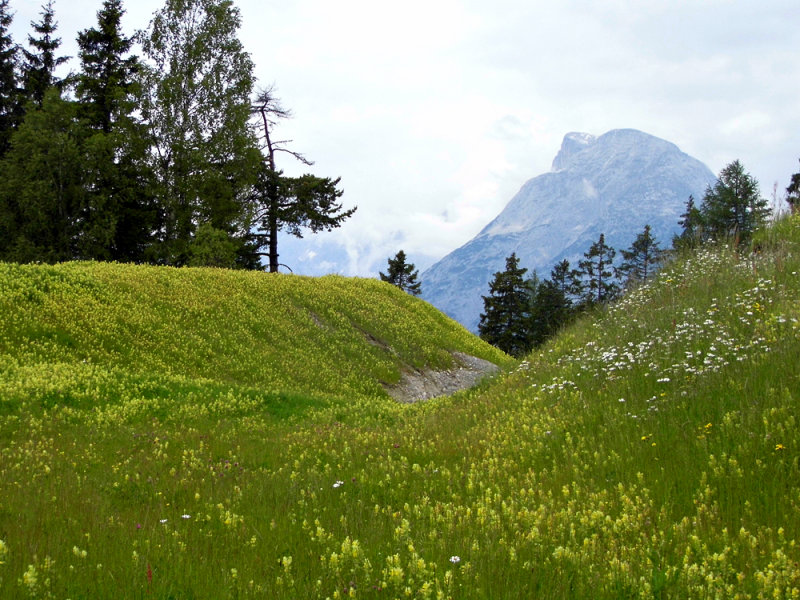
[{"x1": 420, "y1": 129, "x2": 717, "y2": 332}]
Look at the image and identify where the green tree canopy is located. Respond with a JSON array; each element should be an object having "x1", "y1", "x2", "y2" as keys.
[
  {"x1": 139, "y1": 0, "x2": 260, "y2": 265},
  {"x1": 21, "y1": 0, "x2": 68, "y2": 107},
  {"x1": 620, "y1": 224, "x2": 663, "y2": 285},
  {"x1": 576, "y1": 233, "x2": 619, "y2": 306},
  {"x1": 76, "y1": 0, "x2": 156, "y2": 261},
  {"x1": 700, "y1": 160, "x2": 769, "y2": 243},
  {"x1": 380, "y1": 250, "x2": 421, "y2": 295},
  {"x1": 0, "y1": 88, "x2": 83, "y2": 262},
  {"x1": 786, "y1": 160, "x2": 800, "y2": 213},
  {"x1": 479, "y1": 253, "x2": 533, "y2": 357},
  {"x1": 0, "y1": 0, "x2": 22, "y2": 157}
]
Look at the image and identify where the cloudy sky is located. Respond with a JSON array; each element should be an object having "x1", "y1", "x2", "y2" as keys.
[{"x1": 9, "y1": 0, "x2": 800, "y2": 275}]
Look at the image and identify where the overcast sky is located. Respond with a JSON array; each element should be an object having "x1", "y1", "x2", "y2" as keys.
[{"x1": 9, "y1": 0, "x2": 800, "y2": 275}]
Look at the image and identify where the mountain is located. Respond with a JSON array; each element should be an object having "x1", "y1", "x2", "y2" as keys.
[{"x1": 420, "y1": 128, "x2": 717, "y2": 331}]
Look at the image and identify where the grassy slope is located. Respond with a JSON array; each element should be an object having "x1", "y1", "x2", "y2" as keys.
[
  {"x1": 0, "y1": 262, "x2": 511, "y2": 421},
  {"x1": 1, "y1": 217, "x2": 799, "y2": 598}
]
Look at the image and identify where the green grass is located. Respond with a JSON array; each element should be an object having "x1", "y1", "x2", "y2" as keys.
[{"x1": 1, "y1": 217, "x2": 800, "y2": 598}]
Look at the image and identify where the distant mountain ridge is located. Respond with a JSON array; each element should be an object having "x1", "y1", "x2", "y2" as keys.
[{"x1": 420, "y1": 129, "x2": 717, "y2": 331}]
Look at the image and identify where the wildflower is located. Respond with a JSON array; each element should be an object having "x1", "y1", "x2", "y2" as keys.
[
  {"x1": 449, "y1": 555, "x2": 461, "y2": 564},
  {"x1": 181, "y1": 514, "x2": 191, "y2": 519},
  {"x1": 160, "y1": 519, "x2": 168, "y2": 524},
  {"x1": 333, "y1": 480, "x2": 344, "y2": 488},
  {"x1": 775, "y1": 444, "x2": 785, "y2": 451}
]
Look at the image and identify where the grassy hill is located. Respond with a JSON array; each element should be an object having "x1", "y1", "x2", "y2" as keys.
[{"x1": 1, "y1": 216, "x2": 799, "y2": 598}]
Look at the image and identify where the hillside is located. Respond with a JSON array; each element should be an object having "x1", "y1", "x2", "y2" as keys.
[
  {"x1": 1, "y1": 217, "x2": 800, "y2": 598},
  {"x1": 0, "y1": 262, "x2": 511, "y2": 415}
]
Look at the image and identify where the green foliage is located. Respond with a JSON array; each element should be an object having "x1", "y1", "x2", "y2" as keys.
[
  {"x1": 380, "y1": 249, "x2": 421, "y2": 295},
  {"x1": 700, "y1": 159, "x2": 770, "y2": 243},
  {"x1": 0, "y1": 88, "x2": 83, "y2": 262},
  {"x1": 0, "y1": 0, "x2": 21, "y2": 157},
  {"x1": 577, "y1": 232, "x2": 620, "y2": 305},
  {"x1": 188, "y1": 223, "x2": 238, "y2": 268},
  {"x1": 1, "y1": 216, "x2": 800, "y2": 597},
  {"x1": 479, "y1": 253, "x2": 533, "y2": 357},
  {"x1": 673, "y1": 194, "x2": 704, "y2": 251},
  {"x1": 619, "y1": 224, "x2": 664, "y2": 285},
  {"x1": 787, "y1": 160, "x2": 800, "y2": 213},
  {"x1": 248, "y1": 87, "x2": 356, "y2": 272},
  {"x1": 138, "y1": 0, "x2": 260, "y2": 265},
  {"x1": 20, "y1": 0, "x2": 68, "y2": 107},
  {"x1": 76, "y1": 0, "x2": 156, "y2": 262}
]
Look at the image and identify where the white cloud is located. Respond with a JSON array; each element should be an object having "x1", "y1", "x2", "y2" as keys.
[{"x1": 9, "y1": 0, "x2": 800, "y2": 276}]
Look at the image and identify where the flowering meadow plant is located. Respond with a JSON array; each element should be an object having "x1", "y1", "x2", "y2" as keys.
[{"x1": 0, "y1": 216, "x2": 799, "y2": 598}]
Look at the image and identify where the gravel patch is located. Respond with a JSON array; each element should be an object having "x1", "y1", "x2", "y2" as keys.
[{"x1": 384, "y1": 351, "x2": 501, "y2": 403}]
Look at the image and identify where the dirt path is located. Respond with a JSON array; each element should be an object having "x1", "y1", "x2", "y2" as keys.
[{"x1": 384, "y1": 351, "x2": 501, "y2": 403}]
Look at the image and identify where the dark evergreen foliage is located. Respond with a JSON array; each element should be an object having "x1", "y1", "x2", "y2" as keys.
[
  {"x1": 620, "y1": 224, "x2": 663, "y2": 285},
  {"x1": 787, "y1": 160, "x2": 800, "y2": 213},
  {"x1": 0, "y1": 0, "x2": 21, "y2": 157},
  {"x1": 380, "y1": 250, "x2": 421, "y2": 295},
  {"x1": 76, "y1": 0, "x2": 156, "y2": 261},
  {"x1": 479, "y1": 253, "x2": 534, "y2": 357},
  {"x1": 700, "y1": 160, "x2": 769, "y2": 243},
  {"x1": 576, "y1": 233, "x2": 620, "y2": 305},
  {"x1": 672, "y1": 195, "x2": 705, "y2": 251},
  {"x1": 21, "y1": 0, "x2": 68, "y2": 107}
]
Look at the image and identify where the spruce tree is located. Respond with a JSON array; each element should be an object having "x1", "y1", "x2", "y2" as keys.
[
  {"x1": 478, "y1": 253, "x2": 533, "y2": 357},
  {"x1": 577, "y1": 233, "x2": 619, "y2": 306},
  {"x1": 528, "y1": 278, "x2": 571, "y2": 347},
  {"x1": 380, "y1": 250, "x2": 421, "y2": 295},
  {"x1": 76, "y1": 0, "x2": 155, "y2": 261},
  {"x1": 21, "y1": 0, "x2": 68, "y2": 107},
  {"x1": 673, "y1": 195, "x2": 705, "y2": 251},
  {"x1": 0, "y1": 0, "x2": 21, "y2": 157},
  {"x1": 549, "y1": 259, "x2": 581, "y2": 307},
  {"x1": 786, "y1": 160, "x2": 800, "y2": 213},
  {"x1": 700, "y1": 160, "x2": 769, "y2": 243},
  {"x1": 620, "y1": 224, "x2": 663, "y2": 285}
]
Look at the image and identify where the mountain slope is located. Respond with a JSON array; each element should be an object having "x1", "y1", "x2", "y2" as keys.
[{"x1": 421, "y1": 128, "x2": 717, "y2": 330}]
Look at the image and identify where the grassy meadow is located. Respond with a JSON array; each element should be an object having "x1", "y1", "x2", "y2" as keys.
[{"x1": 1, "y1": 216, "x2": 800, "y2": 598}]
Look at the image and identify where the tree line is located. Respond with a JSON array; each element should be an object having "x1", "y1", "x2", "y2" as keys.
[
  {"x1": 478, "y1": 158, "x2": 799, "y2": 357},
  {"x1": 0, "y1": 0, "x2": 355, "y2": 269}
]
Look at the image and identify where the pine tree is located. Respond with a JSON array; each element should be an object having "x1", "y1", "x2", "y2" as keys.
[
  {"x1": 549, "y1": 259, "x2": 581, "y2": 306},
  {"x1": 478, "y1": 253, "x2": 533, "y2": 357},
  {"x1": 246, "y1": 86, "x2": 355, "y2": 272},
  {"x1": 380, "y1": 250, "x2": 421, "y2": 295},
  {"x1": 75, "y1": 0, "x2": 155, "y2": 261},
  {"x1": 673, "y1": 195, "x2": 705, "y2": 251},
  {"x1": 528, "y1": 278, "x2": 571, "y2": 347},
  {"x1": 620, "y1": 224, "x2": 663, "y2": 285},
  {"x1": 786, "y1": 160, "x2": 800, "y2": 214},
  {"x1": 21, "y1": 0, "x2": 68, "y2": 107},
  {"x1": 700, "y1": 160, "x2": 770, "y2": 243},
  {"x1": 0, "y1": 0, "x2": 21, "y2": 157},
  {"x1": 576, "y1": 233, "x2": 619, "y2": 306}
]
